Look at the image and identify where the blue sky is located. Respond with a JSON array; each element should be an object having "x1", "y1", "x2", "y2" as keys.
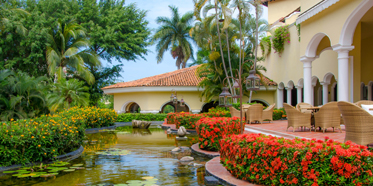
[{"x1": 108, "y1": 0, "x2": 268, "y2": 82}]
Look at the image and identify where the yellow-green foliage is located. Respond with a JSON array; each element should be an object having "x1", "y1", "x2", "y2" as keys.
[{"x1": 0, "y1": 107, "x2": 117, "y2": 166}]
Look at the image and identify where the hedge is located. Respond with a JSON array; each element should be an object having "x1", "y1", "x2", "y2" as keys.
[
  {"x1": 0, "y1": 107, "x2": 117, "y2": 167},
  {"x1": 196, "y1": 117, "x2": 241, "y2": 151},
  {"x1": 220, "y1": 133, "x2": 373, "y2": 186},
  {"x1": 117, "y1": 113, "x2": 167, "y2": 122},
  {"x1": 273, "y1": 108, "x2": 286, "y2": 120}
]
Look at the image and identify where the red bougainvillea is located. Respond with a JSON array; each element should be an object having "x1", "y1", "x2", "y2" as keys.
[
  {"x1": 196, "y1": 117, "x2": 241, "y2": 151},
  {"x1": 220, "y1": 134, "x2": 373, "y2": 185}
]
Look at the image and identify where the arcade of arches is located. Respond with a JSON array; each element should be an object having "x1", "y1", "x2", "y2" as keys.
[{"x1": 276, "y1": 1, "x2": 373, "y2": 107}]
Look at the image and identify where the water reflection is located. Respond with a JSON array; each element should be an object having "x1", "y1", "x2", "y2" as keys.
[{"x1": 0, "y1": 127, "x2": 209, "y2": 186}]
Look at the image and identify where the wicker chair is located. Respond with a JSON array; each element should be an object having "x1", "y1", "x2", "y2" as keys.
[
  {"x1": 229, "y1": 107, "x2": 241, "y2": 118},
  {"x1": 295, "y1": 102, "x2": 313, "y2": 113},
  {"x1": 245, "y1": 104, "x2": 263, "y2": 124},
  {"x1": 314, "y1": 102, "x2": 342, "y2": 133},
  {"x1": 355, "y1": 100, "x2": 373, "y2": 108},
  {"x1": 338, "y1": 101, "x2": 373, "y2": 146},
  {"x1": 283, "y1": 103, "x2": 312, "y2": 132},
  {"x1": 262, "y1": 103, "x2": 275, "y2": 122}
]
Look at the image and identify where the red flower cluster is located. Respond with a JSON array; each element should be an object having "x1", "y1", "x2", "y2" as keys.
[
  {"x1": 167, "y1": 111, "x2": 231, "y2": 129},
  {"x1": 220, "y1": 134, "x2": 373, "y2": 185},
  {"x1": 196, "y1": 117, "x2": 241, "y2": 151},
  {"x1": 166, "y1": 113, "x2": 177, "y2": 124}
]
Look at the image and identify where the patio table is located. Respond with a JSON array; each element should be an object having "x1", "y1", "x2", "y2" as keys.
[{"x1": 307, "y1": 107, "x2": 320, "y2": 113}]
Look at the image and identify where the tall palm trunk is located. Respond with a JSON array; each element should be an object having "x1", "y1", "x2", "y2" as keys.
[
  {"x1": 249, "y1": 1, "x2": 260, "y2": 103},
  {"x1": 214, "y1": 2, "x2": 233, "y2": 94},
  {"x1": 210, "y1": 41, "x2": 222, "y2": 82},
  {"x1": 225, "y1": 29, "x2": 236, "y2": 101}
]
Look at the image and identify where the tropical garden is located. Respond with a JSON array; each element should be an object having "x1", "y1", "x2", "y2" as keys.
[{"x1": 1, "y1": 0, "x2": 372, "y2": 185}]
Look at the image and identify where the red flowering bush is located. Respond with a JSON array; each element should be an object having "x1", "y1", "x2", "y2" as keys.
[
  {"x1": 171, "y1": 111, "x2": 231, "y2": 129},
  {"x1": 175, "y1": 112, "x2": 204, "y2": 129},
  {"x1": 196, "y1": 117, "x2": 241, "y2": 151},
  {"x1": 220, "y1": 134, "x2": 373, "y2": 186},
  {"x1": 166, "y1": 112, "x2": 177, "y2": 124}
]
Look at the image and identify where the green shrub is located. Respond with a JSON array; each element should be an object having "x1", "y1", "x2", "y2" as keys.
[
  {"x1": 273, "y1": 108, "x2": 286, "y2": 120},
  {"x1": 0, "y1": 107, "x2": 117, "y2": 167},
  {"x1": 221, "y1": 134, "x2": 373, "y2": 185},
  {"x1": 117, "y1": 113, "x2": 167, "y2": 122}
]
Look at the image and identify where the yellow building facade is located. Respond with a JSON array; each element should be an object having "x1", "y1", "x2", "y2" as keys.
[
  {"x1": 102, "y1": 65, "x2": 277, "y2": 113},
  {"x1": 262, "y1": 0, "x2": 373, "y2": 108}
]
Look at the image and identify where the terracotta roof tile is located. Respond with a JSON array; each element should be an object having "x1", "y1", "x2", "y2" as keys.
[{"x1": 102, "y1": 65, "x2": 277, "y2": 90}]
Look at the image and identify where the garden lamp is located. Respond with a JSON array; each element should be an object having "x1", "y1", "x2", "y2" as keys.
[
  {"x1": 246, "y1": 70, "x2": 260, "y2": 91},
  {"x1": 173, "y1": 95, "x2": 178, "y2": 104},
  {"x1": 219, "y1": 87, "x2": 233, "y2": 107},
  {"x1": 232, "y1": 79, "x2": 241, "y2": 98},
  {"x1": 180, "y1": 97, "x2": 185, "y2": 107},
  {"x1": 170, "y1": 93, "x2": 174, "y2": 102}
]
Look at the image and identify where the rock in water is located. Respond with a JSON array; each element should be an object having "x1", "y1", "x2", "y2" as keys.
[
  {"x1": 177, "y1": 126, "x2": 187, "y2": 137},
  {"x1": 172, "y1": 147, "x2": 181, "y2": 152},
  {"x1": 180, "y1": 156, "x2": 194, "y2": 162},
  {"x1": 132, "y1": 120, "x2": 151, "y2": 129}
]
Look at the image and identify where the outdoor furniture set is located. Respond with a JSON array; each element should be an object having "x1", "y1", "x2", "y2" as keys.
[
  {"x1": 284, "y1": 101, "x2": 373, "y2": 146},
  {"x1": 229, "y1": 103, "x2": 276, "y2": 124}
]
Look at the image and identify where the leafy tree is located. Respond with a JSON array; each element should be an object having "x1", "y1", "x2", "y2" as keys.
[
  {"x1": 77, "y1": 0, "x2": 151, "y2": 62},
  {"x1": 1, "y1": 0, "x2": 151, "y2": 78},
  {"x1": 47, "y1": 78, "x2": 89, "y2": 111},
  {"x1": 152, "y1": 5, "x2": 195, "y2": 69},
  {"x1": 75, "y1": 64, "x2": 123, "y2": 106}
]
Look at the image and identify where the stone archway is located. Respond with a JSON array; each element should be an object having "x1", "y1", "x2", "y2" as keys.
[
  {"x1": 121, "y1": 101, "x2": 141, "y2": 113},
  {"x1": 160, "y1": 101, "x2": 190, "y2": 113}
]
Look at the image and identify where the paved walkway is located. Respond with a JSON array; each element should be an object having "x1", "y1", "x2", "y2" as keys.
[{"x1": 245, "y1": 120, "x2": 345, "y2": 142}]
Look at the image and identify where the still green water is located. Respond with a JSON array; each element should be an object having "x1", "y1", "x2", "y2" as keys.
[{"x1": 0, "y1": 127, "x2": 209, "y2": 186}]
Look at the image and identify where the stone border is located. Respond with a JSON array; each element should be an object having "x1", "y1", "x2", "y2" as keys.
[
  {"x1": 191, "y1": 143, "x2": 220, "y2": 158},
  {"x1": 85, "y1": 125, "x2": 117, "y2": 134},
  {"x1": 205, "y1": 157, "x2": 258, "y2": 186},
  {"x1": 0, "y1": 145, "x2": 84, "y2": 172},
  {"x1": 115, "y1": 121, "x2": 164, "y2": 127}
]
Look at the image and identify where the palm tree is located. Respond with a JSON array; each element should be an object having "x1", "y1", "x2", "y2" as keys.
[
  {"x1": 0, "y1": 70, "x2": 49, "y2": 121},
  {"x1": 46, "y1": 20, "x2": 101, "y2": 84},
  {"x1": 152, "y1": 6, "x2": 195, "y2": 69},
  {"x1": 47, "y1": 79, "x2": 89, "y2": 111}
]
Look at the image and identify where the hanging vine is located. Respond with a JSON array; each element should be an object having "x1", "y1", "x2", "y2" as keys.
[
  {"x1": 260, "y1": 36, "x2": 272, "y2": 57},
  {"x1": 295, "y1": 23, "x2": 301, "y2": 42},
  {"x1": 272, "y1": 25, "x2": 290, "y2": 55}
]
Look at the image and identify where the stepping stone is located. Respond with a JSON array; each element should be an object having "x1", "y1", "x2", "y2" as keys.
[{"x1": 205, "y1": 176, "x2": 219, "y2": 185}]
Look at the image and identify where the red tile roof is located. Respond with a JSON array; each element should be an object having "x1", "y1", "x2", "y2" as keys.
[{"x1": 102, "y1": 65, "x2": 277, "y2": 90}]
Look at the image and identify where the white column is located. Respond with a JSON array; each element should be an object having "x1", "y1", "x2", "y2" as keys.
[
  {"x1": 301, "y1": 56, "x2": 315, "y2": 105},
  {"x1": 296, "y1": 86, "x2": 303, "y2": 103},
  {"x1": 321, "y1": 83, "x2": 329, "y2": 104},
  {"x1": 311, "y1": 86, "x2": 315, "y2": 106},
  {"x1": 277, "y1": 88, "x2": 284, "y2": 108},
  {"x1": 333, "y1": 45, "x2": 354, "y2": 102},
  {"x1": 286, "y1": 88, "x2": 292, "y2": 105}
]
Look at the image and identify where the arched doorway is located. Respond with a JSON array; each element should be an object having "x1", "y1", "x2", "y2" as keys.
[
  {"x1": 339, "y1": 1, "x2": 373, "y2": 102},
  {"x1": 251, "y1": 99, "x2": 269, "y2": 107},
  {"x1": 201, "y1": 101, "x2": 219, "y2": 113},
  {"x1": 160, "y1": 101, "x2": 190, "y2": 113},
  {"x1": 312, "y1": 76, "x2": 321, "y2": 106},
  {"x1": 122, "y1": 102, "x2": 141, "y2": 113}
]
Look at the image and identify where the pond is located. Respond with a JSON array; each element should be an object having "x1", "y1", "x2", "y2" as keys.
[{"x1": 0, "y1": 126, "x2": 211, "y2": 186}]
